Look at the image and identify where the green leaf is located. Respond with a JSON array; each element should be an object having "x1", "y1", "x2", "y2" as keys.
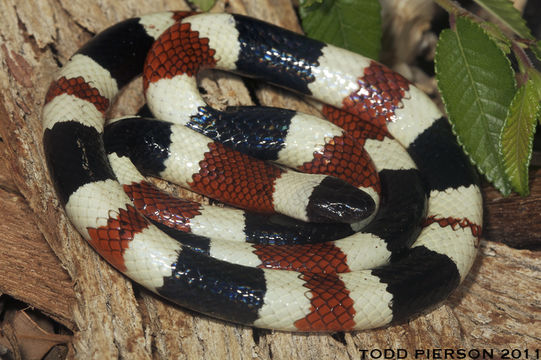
[
  {"x1": 187, "y1": 0, "x2": 216, "y2": 11},
  {"x1": 532, "y1": 40, "x2": 541, "y2": 63},
  {"x1": 527, "y1": 67, "x2": 541, "y2": 101},
  {"x1": 473, "y1": 0, "x2": 534, "y2": 39},
  {"x1": 301, "y1": 0, "x2": 324, "y2": 7},
  {"x1": 300, "y1": 0, "x2": 382, "y2": 59},
  {"x1": 435, "y1": 16, "x2": 516, "y2": 194},
  {"x1": 479, "y1": 21, "x2": 511, "y2": 54},
  {"x1": 500, "y1": 79, "x2": 541, "y2": 195}
]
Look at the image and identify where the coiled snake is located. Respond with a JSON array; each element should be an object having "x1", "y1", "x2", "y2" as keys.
[{"x1": 42, "y1": 11, "x2": 482, "y2": 331}]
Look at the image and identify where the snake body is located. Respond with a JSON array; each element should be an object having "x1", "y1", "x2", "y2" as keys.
[{"x1": 42, "y1": 11, "x2": 482, "y2": 331}]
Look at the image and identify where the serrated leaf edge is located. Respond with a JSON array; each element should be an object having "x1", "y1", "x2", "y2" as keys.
[
  {"x1": 499, "y1": 80, "x2": 541, "y2": 195},
  {"x1": 435, "y1": 17, "x2": 515, "y2": 194}
]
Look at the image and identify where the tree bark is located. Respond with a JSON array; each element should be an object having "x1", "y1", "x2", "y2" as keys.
[{"x1": 0, "y1": 0, "x2": 539, "y2": 358}]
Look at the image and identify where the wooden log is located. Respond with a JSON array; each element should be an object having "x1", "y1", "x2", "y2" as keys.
[
  {"x1": 0, "y1": 140, "x2": 75, "y2": 329},
  {"x1": 483, "y1": 170, "x2": 541, "y2": 249},
  {"x1": 0, "y1": 0, "x2": 539, "y2": 358}
]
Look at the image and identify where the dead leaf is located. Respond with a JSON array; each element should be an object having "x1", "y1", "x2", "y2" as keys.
[{"x1": 0, "y1": 308, "x2": 71, "y2": 360}]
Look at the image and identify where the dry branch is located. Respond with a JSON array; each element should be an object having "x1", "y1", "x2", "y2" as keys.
[{"x1": 0, "y1": 0, "x2": 539, "y2": 358}]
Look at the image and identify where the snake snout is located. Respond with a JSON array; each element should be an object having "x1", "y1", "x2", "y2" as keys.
[{"x1": 306, "y1": 176, "x2": 375, "y2": 224}]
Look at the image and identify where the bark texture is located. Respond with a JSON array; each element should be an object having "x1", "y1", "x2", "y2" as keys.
[{"x1": 0, "y1": 0, "x2": 539, "y2": 358}]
